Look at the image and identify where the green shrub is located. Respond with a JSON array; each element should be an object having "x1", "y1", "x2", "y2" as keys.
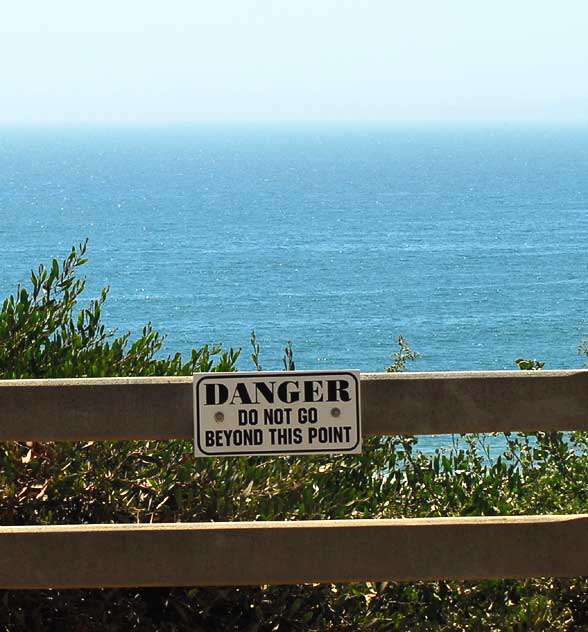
[
  {"x1": 0, "y1": 240, "x2": 239, "y2": 380},
  {"x1": 1, "y1": 245, "x2": 588, "y2": 631}
]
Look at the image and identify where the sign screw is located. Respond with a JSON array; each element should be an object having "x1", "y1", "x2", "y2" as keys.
[
  {"x1": 214, "y1": 411, "x2": 224, "y2": 423},
  {"x1": 331, "y1": 407, "x2": 341, "y2": 418}
]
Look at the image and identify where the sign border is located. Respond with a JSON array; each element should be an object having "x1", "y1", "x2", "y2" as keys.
[{"x1": 193, "y1": 370, "x2": 361, "y2": 457}]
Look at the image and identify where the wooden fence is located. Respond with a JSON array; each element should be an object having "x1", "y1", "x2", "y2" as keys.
[{"x1": 1, "y1": 370, "x2": 588, "y2": 589}]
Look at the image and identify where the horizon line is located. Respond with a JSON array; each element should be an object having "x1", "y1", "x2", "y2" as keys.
[{"x1": 0, "y1": 118, "x2": 587, "y2": 127}]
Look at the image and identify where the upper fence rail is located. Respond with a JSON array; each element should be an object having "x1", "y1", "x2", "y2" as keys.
[{"x1": 2, "y1": 370, "x2": 588, "y2": 441}]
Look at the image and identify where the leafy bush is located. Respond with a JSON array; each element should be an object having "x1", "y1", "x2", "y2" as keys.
[
  {"x1": 1, "y1": 245, "x2": 588, "y2": 631},
  {"x1": 0, "y1": 240, "x2": 239, "y2": 380}
]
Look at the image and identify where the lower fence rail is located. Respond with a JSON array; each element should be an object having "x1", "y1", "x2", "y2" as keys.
[{"x1": 1, "y1": 515, "x2": 586, "y2": 589}]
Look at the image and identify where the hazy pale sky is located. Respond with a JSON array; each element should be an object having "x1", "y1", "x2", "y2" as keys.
[{"x1": 1, "y1": 0, "x2": 587, "y2": 123}]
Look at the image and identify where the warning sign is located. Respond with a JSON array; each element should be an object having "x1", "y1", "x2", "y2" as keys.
[{"x1": 193, "y1": 370, "x2": 361, "y2": 457}]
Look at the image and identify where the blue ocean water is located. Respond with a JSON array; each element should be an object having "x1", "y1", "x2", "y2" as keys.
[{"x1": 1, "y1": 123, "x2": 588, "y2": 373}]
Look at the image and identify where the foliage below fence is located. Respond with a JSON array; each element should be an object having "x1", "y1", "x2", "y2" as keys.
[{"x1": 2, "y1": 244, "x2": 588, "y2": 631}]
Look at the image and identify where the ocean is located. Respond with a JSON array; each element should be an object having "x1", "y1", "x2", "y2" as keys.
[{"x1": 1, "y1": 123, "x2": 588, "y2": 375}]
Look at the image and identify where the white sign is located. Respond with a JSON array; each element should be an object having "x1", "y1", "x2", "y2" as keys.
[{"x1": 193, "y1": 370, "x2": 361, "y2": 457}]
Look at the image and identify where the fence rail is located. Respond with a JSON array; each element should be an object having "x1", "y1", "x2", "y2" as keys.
[
  {"x1": 2, "y1": 516, "x2": 587, "y2": 589},
  {"x1": 2, "y1": 370, "x2": 588, "y2": 588},
  {"x1": 2, "y1": 370, "x2": 588, "y2": 441}
]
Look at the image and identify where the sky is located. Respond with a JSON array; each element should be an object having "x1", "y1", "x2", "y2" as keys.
[{"x1": 1, "y1": 0, "x2": 587, "y2": 123}]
